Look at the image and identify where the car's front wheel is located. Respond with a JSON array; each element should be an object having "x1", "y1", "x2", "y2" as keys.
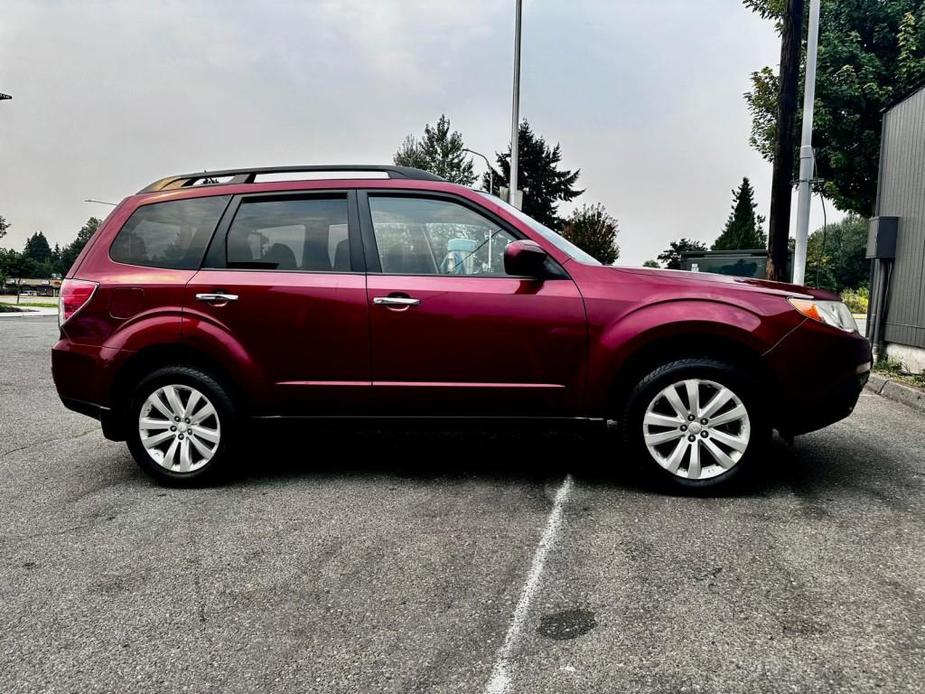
[
  {"x1": 126, "y1": 366, "x2": 238, "y2": 485},
  {"x1": 622, "y1": 358, "x2": 768, "y2": 490}
]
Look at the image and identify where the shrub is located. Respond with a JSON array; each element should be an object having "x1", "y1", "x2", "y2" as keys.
[{"x1": 841, "y1": 286, "x2": 869, "y2": 314}]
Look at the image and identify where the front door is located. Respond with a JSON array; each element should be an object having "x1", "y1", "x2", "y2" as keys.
[
  {"x1": 361, "y1": 192, "x2": 587, "y2": 416},
  {"x1": 184, "y1": 191, "x2": 370, "y2": 414}
]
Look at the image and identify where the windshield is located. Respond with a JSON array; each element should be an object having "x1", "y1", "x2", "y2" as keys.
[{"x1": 477, "y1": 192, "x2": 602, "y2": 266}]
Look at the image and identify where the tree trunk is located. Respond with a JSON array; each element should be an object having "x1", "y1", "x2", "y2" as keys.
[{"x1": 767, "y1": 0, "x2": 803, "y2": 282}]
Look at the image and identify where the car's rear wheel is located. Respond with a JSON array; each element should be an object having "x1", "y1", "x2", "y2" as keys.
[
  {"x1": 622, "y1": 358, "x2": 768, "y2": 490},
  {"x1": 126, "y1": 366, "x2": 238, "y2": 485}
]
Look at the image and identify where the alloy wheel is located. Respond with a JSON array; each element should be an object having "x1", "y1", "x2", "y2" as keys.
[
  {"x1": 138, "y1": 384, "x2": 221, "y2": 473},
  {"x1": 642, "y1": 378, "x2": 751, "y2": 480}
]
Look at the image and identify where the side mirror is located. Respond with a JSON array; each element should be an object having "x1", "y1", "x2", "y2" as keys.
[{"x1": 504, "y1": 239, "x2": 549, "y2": 278}]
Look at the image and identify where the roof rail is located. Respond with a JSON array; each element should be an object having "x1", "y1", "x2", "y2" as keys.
[{"x1": 139, "y1": 165, "x2": 445, "y2": 193}]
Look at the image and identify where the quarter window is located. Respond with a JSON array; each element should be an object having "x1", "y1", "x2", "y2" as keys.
[
  {"x1": 225, "y1": 197, "x2": 350, "y2": 271},
  {"x1": 368, "y1": 196, "x2": 517, "y2": 276},
  {"x1": 110, "y1": 196, "x2": 229, "y2": 270}
]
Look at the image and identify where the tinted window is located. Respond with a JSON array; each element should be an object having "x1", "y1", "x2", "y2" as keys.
[
  {"x1": 369, "y1": 196, "x2": 517, "y2": 276},
  {"x1": 225, "y1": 197, "x2": 350, "y2": 271},
  {"x1": 110, "y1": 196, "x2": 229, "y2": 269}
]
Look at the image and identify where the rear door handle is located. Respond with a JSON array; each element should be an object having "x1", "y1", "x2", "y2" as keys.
[
  {"x1": 373, "y1": 296, "x2": 421, "y2": 307},
  {"x1": 195, "y1": 292, "x2": 239, "y2": 304}
]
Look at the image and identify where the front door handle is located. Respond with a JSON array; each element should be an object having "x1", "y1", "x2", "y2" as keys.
[
  {"x1": 195, "y1": 292, "x2": 239, "y2": 304},
  {"x1": 373, "y1": 296, "x2": 421, "y2": 307}
]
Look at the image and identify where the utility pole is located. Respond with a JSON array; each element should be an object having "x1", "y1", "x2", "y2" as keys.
[
  {"x1": 767, "y1": 0, "x2": 803, "y2": 282},
  {"x1": 792, "y1": 0, "x2": 821, "y2": 286},
  {"x1": 509, "y1": 0, "x2": 523, "y2": 209}
]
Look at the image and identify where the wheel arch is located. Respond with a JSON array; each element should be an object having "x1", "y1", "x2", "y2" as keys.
[
  {"x1": 604, "y1": 325, "x2": 776, "y2": 418},
  {"x1": 103, "y1": 342, "x2": 251, "y2": 440}
]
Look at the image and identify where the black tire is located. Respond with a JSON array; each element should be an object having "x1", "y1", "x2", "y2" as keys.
[
  {"x1": 126, "y1": 365, "x2": 239, "y2": 486},
  {"x1": 621, "y1": 358, "x2": 769, "y2": 491}
]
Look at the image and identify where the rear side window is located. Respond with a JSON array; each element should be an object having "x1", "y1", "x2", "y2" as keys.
[
  {"x1": 224, "y1": 196, "x2": 350, "y2": 271},
  {"x1": 110, "y1": 196, "x2": 229, "y2": 270}
]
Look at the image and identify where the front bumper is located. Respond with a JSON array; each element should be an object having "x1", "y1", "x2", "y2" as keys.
[{"x1": 765, "y1": 319, "x2": 872, "y2": 436}]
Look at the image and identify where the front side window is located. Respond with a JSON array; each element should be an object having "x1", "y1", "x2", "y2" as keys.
[
  {"x1": 477, "y1": 191, "x2": 602, "y2": 266},
  {"x1": 224, "y1": 197, "x2": 350, "y2": 271},
  {"x1": 110, "y1": 196, "x2": 229, "y2": 269},
  {"x1": 368, "y1": 196, "x2": 517, "y2": 276}
]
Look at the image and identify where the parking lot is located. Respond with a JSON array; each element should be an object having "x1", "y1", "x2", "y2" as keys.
[{"x1": 1, "y1": 316, "x2": 923, "y2": 693}]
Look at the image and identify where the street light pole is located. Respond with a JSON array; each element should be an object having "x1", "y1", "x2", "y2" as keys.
[
  {"x1": 462, "y1": 148, "x2": 493, "y2": 195},
  {"x1": 793, "y1": 0, "x2": 821, "y2": 286},
  {"x1": 509, "y1": 0, "x2": 523, "y2": 209}
]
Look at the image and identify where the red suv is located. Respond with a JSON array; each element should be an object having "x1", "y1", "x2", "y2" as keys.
[{"x1": 52, "y1": 165, "x2": 871, "y2": 489}]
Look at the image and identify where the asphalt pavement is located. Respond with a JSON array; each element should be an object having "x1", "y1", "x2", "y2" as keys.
[{"x1": 1, "y1": 316, "x2": 922, "y2": 693}]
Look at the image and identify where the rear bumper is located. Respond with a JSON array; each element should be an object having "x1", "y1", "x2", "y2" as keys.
[
  {"x1": 52, "y1": 339, "x2": 130, "y2": 440},
  {"x1": 765, "y1": 320, "x2": 872, "y2": 436}
]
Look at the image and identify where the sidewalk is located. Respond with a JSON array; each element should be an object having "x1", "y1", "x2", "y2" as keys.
[{"x1": 0, "y1": 306, "x2": 58, "y2": 317}]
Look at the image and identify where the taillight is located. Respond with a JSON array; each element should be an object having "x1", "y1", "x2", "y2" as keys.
[{"x1": 58, "y1": 278, "x2": 98, "y2": 326}]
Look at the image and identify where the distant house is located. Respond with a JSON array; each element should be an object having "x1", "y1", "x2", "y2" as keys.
[
  {"x1": 1, "y1": 277, "x2": 61, "y2": 296},
  {"x1": 868, "y1": 84, "x2": 925, "y2": 373}
]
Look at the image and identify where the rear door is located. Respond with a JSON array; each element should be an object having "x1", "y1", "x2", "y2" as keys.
[
  {"x1": 359, "y1": 191, "x2": 587, "y2": 416},
  {"x1": 184, "y1": 191, "x2": 370, "y2": 414}
]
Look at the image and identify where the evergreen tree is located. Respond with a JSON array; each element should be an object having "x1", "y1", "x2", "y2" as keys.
[
  {"x1": 51, "y1": 244, "x2": 62, "y2": 274},
  {"x1": 392, "y1": 135, "x2": 429, "y2": 171},
  {"x1": 56, "y1": 218, "x2": 101, "y2": 275},
  {"x1": 393, "y1": 115, "x2": 476, "y2": 185},
  {"x1": 0, "y1": 214, "x2": 8, "y2": 242},
  {"x1": 23, "y1": 231, "x2": 52, "y2": 265},
  {"x1": 712, "y1": 178, "x2": 767, "y2": 250},
  {"x1": 561, "y1": 203, "x2": 620, "y2": 265},
  {"x1": 657, "y1": 239, "x2": 709, "y2": 270},
  {"x1": 483, "y1": 120, "x2": 583, "y2": 229}
]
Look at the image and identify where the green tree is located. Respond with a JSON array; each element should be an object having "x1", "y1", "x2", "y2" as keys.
[
  {"x1": 393, "y1": 114, "x2": 476, "y2": 185},
  {"x1": 744, "y1": 0, "x2": 925, "y2": 216},
  {"x1": 561, "y1": 203, "x2": 620, "y2": 264},
  {"x1": 0, "y1": 215, "x2": 9, "y2": 242},
  {"x1": 392, "y1": 135, "x2": 429, "y2": 171},
  {"x1": 0, "y1": 249, "x2": 38, "y2": 283},
  {"x1": 23, "y1": 231, "x2": 52, "y2": 265},
  {"x1": 51, "y1": 243, "x2": 62, "y2": 275},
  {"x1": 657, "y1": 239, "x2": 708, "y2": 270},
  {"x1": 642, "y1": 259, "x2": 661, "y2": 268},
  {"x1": 805, "y1": 214, "x2": 869, "y2": 291},
  {"x1": 56, "y1": 217, "x2": 101, "y2": 275},
  {"x1": 713, "y1": 178, "x2": 767, "y2": 250},
  {"x1": 483, "y1": 120, "x2": 583, "y2": 229}
]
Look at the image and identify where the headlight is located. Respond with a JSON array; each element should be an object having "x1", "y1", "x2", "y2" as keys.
[{"x1": 788, "y1": 298, "x2": 858, "y2": 332}]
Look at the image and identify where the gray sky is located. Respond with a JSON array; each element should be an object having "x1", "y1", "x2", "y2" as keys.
[{"x1": 0, "y1": 0, "x2": 837, "y2": 266}]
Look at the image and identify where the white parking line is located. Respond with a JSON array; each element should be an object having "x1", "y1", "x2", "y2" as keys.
[{"x1": 484, "y1": 474, "x2": 574, "y2": 694}]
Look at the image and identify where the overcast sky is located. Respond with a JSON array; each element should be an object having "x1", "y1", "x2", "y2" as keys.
[{"x1": 0, "y1": 0, "x2": 837, "y2": 265}]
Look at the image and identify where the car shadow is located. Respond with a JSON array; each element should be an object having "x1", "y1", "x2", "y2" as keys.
[{"x1": 220, "y1": 419, "x2": 854, "y2": 499}]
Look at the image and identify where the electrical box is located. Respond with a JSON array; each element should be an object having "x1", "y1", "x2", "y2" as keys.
[{"x1": 867, "y1": 216, "x2": 898, "y2": 259}]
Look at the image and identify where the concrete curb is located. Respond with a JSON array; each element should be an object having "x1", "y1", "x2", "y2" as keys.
[{"x1": 865, "y1": 373, "x2": 925, "y2": 413}]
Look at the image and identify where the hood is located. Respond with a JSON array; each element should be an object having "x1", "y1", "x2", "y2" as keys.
[{"x1": 614, "y1": 266, "x2": 839, "y2": 300}]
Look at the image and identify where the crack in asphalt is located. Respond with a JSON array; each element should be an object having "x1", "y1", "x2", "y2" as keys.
[{"x1": 0, "y1": 428, "x2": 99, "y2": 458}]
